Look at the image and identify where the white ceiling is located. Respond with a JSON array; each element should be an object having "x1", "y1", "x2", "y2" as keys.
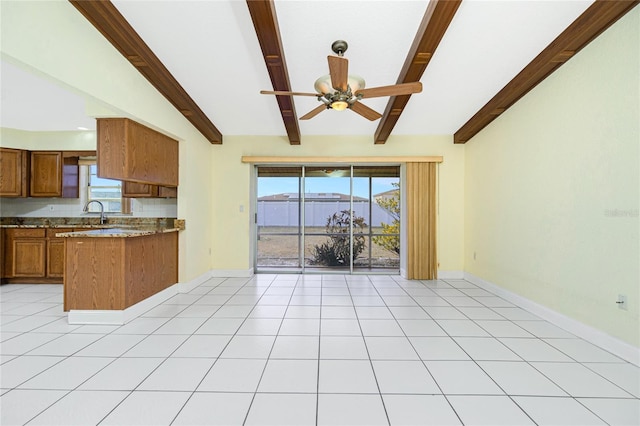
[{"x1": 1, "y1": 0, "x2": 594, "y2": 139}]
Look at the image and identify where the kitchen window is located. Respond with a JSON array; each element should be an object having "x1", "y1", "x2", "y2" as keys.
[{"x1": 80, "y1": 160, "x2": 131, "y2": 214}]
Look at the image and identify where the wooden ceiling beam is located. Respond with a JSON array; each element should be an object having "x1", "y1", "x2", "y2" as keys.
[
  {"x1": 374, "y1": 0, "x2": 462, "y2": 144},
  {"x1": 69, "y1": 0, "x2": 223, "y2": 144},
  {"x1": 454, "y1": 0, "x2": 639, "y2": 144},
  {"x1": 246, "y1": 0, "x2": 301, "y2": 145}
]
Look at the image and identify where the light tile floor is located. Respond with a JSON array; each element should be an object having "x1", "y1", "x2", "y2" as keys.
[{"x1": 1, "y1": 275, "x2": 639, "y2": 425}]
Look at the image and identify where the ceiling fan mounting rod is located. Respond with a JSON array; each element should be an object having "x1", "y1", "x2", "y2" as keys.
[{"x1": 331, "y1": 40, "x2": 348, "y2": 56}]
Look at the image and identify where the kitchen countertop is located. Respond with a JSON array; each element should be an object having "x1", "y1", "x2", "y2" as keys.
[
  {"x1": 57, "y1": 227, "x2": 179, "y2": 238},
  {"x1": 1, "y1": 217, "x2": 182, "y2": 230}
]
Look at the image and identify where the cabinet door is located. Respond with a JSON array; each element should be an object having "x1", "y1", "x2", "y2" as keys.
[
  {"x1": 158, "y1": 186, "x2": 177, "y2": 198},
  {"x1": 0, "y1": 148, "x2": 28, "y2": 197},
  {"x1": 13, "y1": 239, "x2": 46, "y2": 277},
  {"x1": 30, "y1": 151, "x2": 62, "y2": 197},
  {"x1": 62, "y1": 156, "x2": 80, "y2": 198},
  {"x1": 122, "y1": 181, "x2": 158, "y2": 198},
  {"x1": 97, "y1": 118, "x2": 179, "y2": 186},
  {"x1": 0, "y1": 228, "x2": 4, "y2": 278},
  {"x1": 127, "y1": 120, "x2": 179, "y2": 186},
  {"x1": 46, "y1": 228, "x2": 73, "y2": 278},
  {"x1": 4, "y1": 229, "x2": 46, "y2": 278},
  {"x1": 47, "y1": 239, "x2": 65, "y2": 277},
  {"x1": 122, "y1": 182, "x2": 177, "y2": 198}
]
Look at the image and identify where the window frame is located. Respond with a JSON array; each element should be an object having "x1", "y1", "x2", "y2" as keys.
[{"x1": 81, "y1": 161, "x2": 131, "y2": 214}]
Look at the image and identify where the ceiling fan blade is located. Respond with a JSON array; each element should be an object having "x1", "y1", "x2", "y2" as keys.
[
  {"x1": 349, "y1": 101, "x2": 382, "y2": 121},
  {"x1": 260, "y1": 90, "x2": 321, "y2": 97},
  {"x1": 300, "y1": 104, "x2": 327, "y2": 120},
  {"x1": 327, "y1": 55, "x2": 348, "y2": 92},
  {"x1": 355, "y1": 82, "x2": 423, "y2": 98}
]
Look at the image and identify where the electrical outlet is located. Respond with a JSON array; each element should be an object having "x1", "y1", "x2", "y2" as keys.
[
  {"x1": 617, "y1": 294, "x2": 627, "y2": 310},
  {"x1": 473, "y1": 251, "x2": 476, "y2": 260}
]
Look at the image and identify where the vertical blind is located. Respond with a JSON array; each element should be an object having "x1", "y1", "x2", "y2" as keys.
[{"x1": 406, "y1": 162, "x2": 437, "y2": 280}]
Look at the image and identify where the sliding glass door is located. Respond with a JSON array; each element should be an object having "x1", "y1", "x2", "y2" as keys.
[
  {"x1": 354, "y1": 166, "x2": 400, "y2": 272},
  {"x1": 255, "y1": 165, "x2": 400, "y2": 273},
  {"x1": 256, "y1": 167, "x2": 302, "y2": 268},
  {"x1": 303, "y1": 167, "x2": 352, "y2": 272}
]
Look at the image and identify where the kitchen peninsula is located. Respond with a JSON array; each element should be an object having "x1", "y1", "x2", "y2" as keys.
[
  {"x1": 59, "y1": 226, "x2": 178, "y2": 313},
  {"x1": 0, "y1": 217, "x2": 177, "y2": 284}
]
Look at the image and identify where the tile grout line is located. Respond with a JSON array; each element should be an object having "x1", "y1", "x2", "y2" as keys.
[
  {"x1": 379, "y1": 276, "x2": 465, "y2": 425},
  {"x1": 99, "y1": 276, "x2": 252, "y2": 425},
  {"x1": 315, "y1": 275, "x2": 324, "y2": 426},
  {"x1": 241, "y1": 273, "x2": 294, "y2": 426},
  {"x1": 164, "y1": 275, "x2": 255, "y2": 426},
  {"x1": 439, "y1": 278, "x2": 632, "y2": 424},
  {"x1": 347, "y1": 274, "x2": 392, "y2": 426}
]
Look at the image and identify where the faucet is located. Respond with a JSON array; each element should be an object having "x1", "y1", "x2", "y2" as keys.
[{"x1": 83, "y1": 200, "x2": 106, "y2": 225}]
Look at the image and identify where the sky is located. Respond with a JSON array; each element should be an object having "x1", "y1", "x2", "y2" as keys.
[{"x1": 258, "y1": 176, "x2": 398, "y2": 198}]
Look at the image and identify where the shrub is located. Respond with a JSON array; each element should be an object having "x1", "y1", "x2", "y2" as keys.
[
  {"x1": 311, "y1": 210, "x2": 366, "y2": 266},
  {"x1": 372, "y1": 183, "x2": 400, "y2": 254}
]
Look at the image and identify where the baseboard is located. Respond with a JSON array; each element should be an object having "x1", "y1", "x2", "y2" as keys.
[
  {"x1": 464, "y1": 272, "x2": 640, "y2": 366},
  {"x1": 67, "y1": 284, "x2": 178, "y2": 325},
  {"x1": 177, "y1": 271, "x2": 214, "y2": 293},
  {"x1": 209, "y1": 268, "x2": 254, "y2": 278},
  {"x1": 438, "y1": 270, "x2": 465, "y2": 279},
  {"x1": 400, "y1": 268, "x2": 407, "y2": 279},
  {"x1": 400, "y1": 269, "x2": 463, "y2": 280}
]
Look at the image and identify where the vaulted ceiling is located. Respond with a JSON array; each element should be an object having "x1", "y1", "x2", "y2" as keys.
[{"x1": 2, "y1": 1, "x2": 637, "y2": 145}]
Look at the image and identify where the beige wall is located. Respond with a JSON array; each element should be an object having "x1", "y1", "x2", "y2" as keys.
[
  {"x1": 0, "y1": 128, "x2": 96, "y2": 151},
  {"x1": 211, "y1": 135, "x2": 465, "y2": 273},
  {"x1": 464, "y1": 9, "x2": 639, "y2": 346},
  {"x1": 1, "y1": 0, "x2": 214, "y2": 283}
]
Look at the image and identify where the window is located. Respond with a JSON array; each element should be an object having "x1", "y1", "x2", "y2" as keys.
[{"x1": 84, "y1": 163, "x2": 130, "y2": 213}]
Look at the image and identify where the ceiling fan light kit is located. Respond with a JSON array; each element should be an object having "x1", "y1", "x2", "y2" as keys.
[
  {"x1": 313, "y1": 74, "x2": 366, "y2": 97},
  {"x1": 261, "y1": 40, "x2": 422, "y2": 121},
  {"x1": 330, "y1": 100, "x2": 349, "y2": 111}
]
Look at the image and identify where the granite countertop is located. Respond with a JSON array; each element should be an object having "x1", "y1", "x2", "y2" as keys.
[
  {"x1": 1, "y1": 223, "x2": 125, "y2": 229},
  {"x1": 1, "y1": 217, "x2": 185, "y2": 236},
  {"x1": 56, "y1": 227, "x2": 180, "y2": 238},
  {"x1": 1, "y1": 217, "x2": 182, "y2": 228}
]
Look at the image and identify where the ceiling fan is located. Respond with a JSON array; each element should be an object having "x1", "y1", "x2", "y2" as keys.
[{"x1": 261, "y1": 40, "x2": 423, "y2": 121}]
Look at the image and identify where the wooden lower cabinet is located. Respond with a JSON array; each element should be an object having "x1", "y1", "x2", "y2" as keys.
[
  {"x1": 3, "y1": 228, "x2": 46, "y2": 278},
  {"x1": 64, "y1": 232, "x2": 178, "y2": 311},
  {"x1": 2, "y1": 227, "x2": 73, "y2": 283},
  {"x1": 46, "y1": 228, "x2": 73, "y2": 278},
  {"x1": 13, "y1": 239, "x2": 46, "y2": 277},
  {"x1": 0, "y1": 228, "x2": 4, "y2": 278}
]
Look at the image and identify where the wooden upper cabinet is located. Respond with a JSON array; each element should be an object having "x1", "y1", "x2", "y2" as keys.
[
  {"x1": 0, "y1": 148, "x2": 29, "y2": 197},
  {"x1": 122, "y1": 181, "x2": 178, "y2": 198},
  {"x1": 30, "y1": 151, "x2": 63, "y2": 197},
  {"x1": 122, "y1": 181, "x2": 157, "y2": 198},
  {"x1": 98, "y1": 118, "x2": 179, "y2": 187},
  {"x1": 158, "y1": 185, "x2": 177, "y2": 198}
]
